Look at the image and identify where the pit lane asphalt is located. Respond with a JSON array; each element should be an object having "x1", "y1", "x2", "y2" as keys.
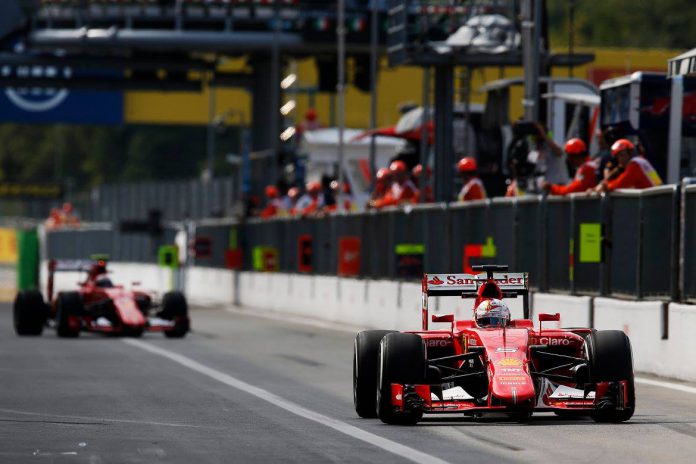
[{"x1": 2, "y1": 303, "x2": 696, "y2": 464}]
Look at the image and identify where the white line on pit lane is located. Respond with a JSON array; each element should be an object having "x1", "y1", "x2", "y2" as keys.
[
  {"x1": 122, "y1": 339, "x2": 450, "y2": 464},
  {"x1": 635, "y1": 377, "x2": 696, "y2": 395}
]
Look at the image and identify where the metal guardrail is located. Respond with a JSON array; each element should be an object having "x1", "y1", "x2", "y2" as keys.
[
  {"x1": 43, "y1": 185, "x2": 691, "y2": 301},
  {"x1": 681, "y1": 182, "x2": 696, "y2": 303}
]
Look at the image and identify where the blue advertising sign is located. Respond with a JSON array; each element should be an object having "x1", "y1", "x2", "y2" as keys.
[{"x1": 0, "y1": 65, "x2": 123, "y2": 124}]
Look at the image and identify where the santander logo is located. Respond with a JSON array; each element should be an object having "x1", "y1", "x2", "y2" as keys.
[{"x1": 428, "y1": 276, "x2": 444, "y2": 286}]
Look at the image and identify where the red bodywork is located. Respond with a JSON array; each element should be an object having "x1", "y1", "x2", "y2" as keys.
[
  {"x1": 47, "y1": 259, "x2": 179, "y2": 335},
  {"x1": 389, "y1": 271, "x2": 630, "y2": 416}
]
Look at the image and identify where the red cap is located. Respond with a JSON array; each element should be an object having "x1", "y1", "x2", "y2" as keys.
[
  {"x1": 376, "y1": 167, "x2": 390, "y2": 181},
  {"x1": 307, "y1": 181, "x2": 322, "y2": 194},
  {"x1": 265, "y1": 185, "x2": 279, "y2": 199},
  {"x1": 389, "y1": 160, "x2": 408, "y2": 173},
  {"x1": 305, "y1": 108, "x2": 317, "y2": 121},
  {"x1": 564, "y1": 138, "x2": 587, "y2": 156},
  {"x1": 611, "y1": 138, "x2": 635, "y2": 157},
  {"x1": 412, "y1": 164, "x2": 432, "y2": 178},
  {"x1": 457, "y1": 157, "x2": 477, "y2": 173}
]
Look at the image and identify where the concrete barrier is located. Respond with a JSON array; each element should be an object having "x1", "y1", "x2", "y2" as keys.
[
  {"x1": 593, "y1": 297, "x2": 665, "y2": 376},
  {"x1": 531, "y1": 293, "x2": 592, "y2": 328},
  {"x1": 663, "y1": 303, "x2": 696, "y2": 382}
]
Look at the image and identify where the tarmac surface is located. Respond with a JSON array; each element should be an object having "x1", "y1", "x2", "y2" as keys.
[{"x1": 3, "y1": 303, "x2": 696, "y2": 463}]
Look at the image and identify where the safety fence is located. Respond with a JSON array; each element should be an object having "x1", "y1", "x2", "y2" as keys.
[
  {"x1": 43, "y1": 183, "x2": 696, "y2": 302},
  {"x1": 2, "y1": 176, "x2": 237, "y2": 221},
  {"x1": 43, "y1": 223, "x2": 181, "y2": 263},
  {"x1": 72, "y1": 177, "x2": 237, "y2": 222}
]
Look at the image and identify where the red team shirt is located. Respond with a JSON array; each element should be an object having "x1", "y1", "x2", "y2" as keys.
[
  {"x1": 375, "y1": 180, "x2": 418, "y2": 207},
  {"x1": 606, "y1": 157, "x2": 663, "y2": 191},
  {"x1": 549, "y1": 159, "x2": 598, "y2": 195},
  {"x1": 458, "y1": 178, "x2": 487, "y2": 201}
]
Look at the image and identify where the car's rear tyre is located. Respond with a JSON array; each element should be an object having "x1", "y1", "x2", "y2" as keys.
[
  {"x1": 160, "y1": 291, "x2": 189, "y2": 338},
  {"x1": 56, "y1": 292, "x2": 84, "y2": 338},
  {"x1": 376, "y1": 332, "x2": 427, "y2": 425},
  {"x1": 353, "y1": 330, "x2": 395, "y2": 418},
  {"x1": 586, "y1": 330, "x2": 635, "y2": 423},
  {"x1": 13, "y1": 290, "x2": 47, "y2": 336}
]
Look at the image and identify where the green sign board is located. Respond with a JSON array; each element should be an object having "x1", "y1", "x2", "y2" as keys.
[
  {"x1": 395, "y1": 243, "x2": 425, "y2": 255},
  {"x1": 158, "y1": 245, "x2": 179, "y2": 269},
  {"x1": 579, "y1": 223, "x2": 602, "y2": 263}
]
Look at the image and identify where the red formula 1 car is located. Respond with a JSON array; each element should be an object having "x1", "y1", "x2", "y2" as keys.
[
  {"x1": 353, "y1": 265, "x2": 634, "y2": 424},
  {"x1": 13, "y1": 257, "x2": 190, "y2": 338}
]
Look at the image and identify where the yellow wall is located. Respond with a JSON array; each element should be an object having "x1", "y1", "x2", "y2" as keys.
[
  {"x1": 123, "y1": 47, "x2": 684, "y2": 128},
  {"x1": 0, "y1": 228, "x2": 17, "y2": 265}
]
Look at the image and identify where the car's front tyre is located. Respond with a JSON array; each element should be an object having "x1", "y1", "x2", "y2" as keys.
[
  {"x1": 353, "y1": 330, "x2": 395, "y2": 418},
  {"x1": 586, "y1": 330, "x2": 635, "y2": 423},
  {"x1": 160, "y1": 291, "x2": 189, "y2": 338},
  {"x1": 376, "y1": 332, "x2": 427, "y2": 425}
]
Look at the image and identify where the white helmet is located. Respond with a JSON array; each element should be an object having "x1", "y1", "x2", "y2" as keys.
[{"x1": 475, "y1": 299, "x2": 511, "y2": 328}]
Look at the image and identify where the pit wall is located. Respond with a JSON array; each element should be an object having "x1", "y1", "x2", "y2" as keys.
[{"x1": 40, "y1": 262, "x2": 696, "y2": 383}]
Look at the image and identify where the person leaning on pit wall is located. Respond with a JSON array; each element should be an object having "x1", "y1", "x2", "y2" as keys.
[
  {"x1": 542, "y1": 138, "x2": 598, "y2": 196},
  {"x1": 366, "y1": 167, "x2": 390, "y2": 209},
  {"x1": 370, "y1": 160, "x2": 419, "y2": 209},
  {"x1": 457, "y1": 157, "x2": 487, "y2": 201},
  {"x1": 412, "y1": 164, "x2": 434, "y2": 203},
  {"x1": 593, "y1": 139, "x2": 662, "y2": 192},
  {"x1": 295, "y1": 181, "x2": 326, "y2": 216}
]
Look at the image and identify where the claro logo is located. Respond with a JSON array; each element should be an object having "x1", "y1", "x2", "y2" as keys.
[
  {"x1": 530, "y1": 337, "x2": 572, "y2": 346},
  {"x1": 2, "y1": 65, "x2": 71, "y2": 112},
  {"x1": 425, "y1": 339, "x2": 451, "y2": 347}
]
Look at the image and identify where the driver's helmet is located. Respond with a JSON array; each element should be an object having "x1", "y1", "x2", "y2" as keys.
[
  {"x1": 475, "y1": 299, "x2": 511, "y2": 328},
  {"x1": 95, "y1": 277, "x2": 114, "y2": 288}
]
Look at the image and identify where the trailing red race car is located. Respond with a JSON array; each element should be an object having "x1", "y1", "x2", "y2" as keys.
[
  {"x1": 353, "y1": 265, "x2": 634, "y2": 424},
  {"x1": 13, "y1": 257, "x2": 190, "y2": 338}
]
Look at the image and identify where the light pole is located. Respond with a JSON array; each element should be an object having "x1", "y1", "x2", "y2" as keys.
[
  {"x1": 522, "y1": 0, "x2": 541, "y2": 122},
  {"x1": 337, "y1": 0, "x2": 346, "y2": 212},
  {"x1": 205, "y1": 72, "x2": 217, "y2": 182},
  {"x1": 368, "y1": 0, "x2": 379, "y2": 192}
]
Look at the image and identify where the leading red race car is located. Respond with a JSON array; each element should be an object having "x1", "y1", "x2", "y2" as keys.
[
  {"x1": 13, "y1": 257, "x2": 190, "y2": 338},
  {"x1": 353, "y1": 265, "x2": 634, "y2": 424}
]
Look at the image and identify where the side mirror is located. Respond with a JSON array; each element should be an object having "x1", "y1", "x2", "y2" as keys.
[
  {"x1": 538, "y1": 313, "x2": 561, "y2": 322},
  {"x1": 432, "y1": 314, "x2": 454, "y2": 323}
]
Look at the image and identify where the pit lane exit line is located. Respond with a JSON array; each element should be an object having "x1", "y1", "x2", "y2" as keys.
[
  {"x1": 635, "y1": 377, "x2": 696, "y2": 395},
  {"x1": 122, "y1": 339, "x2": 451, "y2": 464}
]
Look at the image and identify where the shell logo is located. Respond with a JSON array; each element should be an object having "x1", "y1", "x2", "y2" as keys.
[{"x1": 495, "y1": 358, "x2": 523, "y2": 367}]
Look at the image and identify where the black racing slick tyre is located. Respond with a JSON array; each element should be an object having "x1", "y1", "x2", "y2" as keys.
[
  {"x1": 353, "y1": 330, "x2": 396, "y2": 418},
  {"x1": 56, "y1": 292, "x2": 84, "y2": 338},
  {"x1": 376, "y1": 332, "x2": 427, "y2": 425},
  {"x1": 13, "y1": 290, "x2": 47, "y2": 336},
  {"x1": 586, "y1": 330, "x2": 635, "y2": 423},
  {"x1": 160, "y1": 291, "x2": 190, "y2": 338}
]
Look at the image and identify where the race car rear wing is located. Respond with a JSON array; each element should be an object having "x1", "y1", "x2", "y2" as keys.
[
  {"x1": 47, "y1": 255, "x2": 109, "y2": 302},
  {"x1": 421, "y1": 265, "x2": 529, "y2": 330}
]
